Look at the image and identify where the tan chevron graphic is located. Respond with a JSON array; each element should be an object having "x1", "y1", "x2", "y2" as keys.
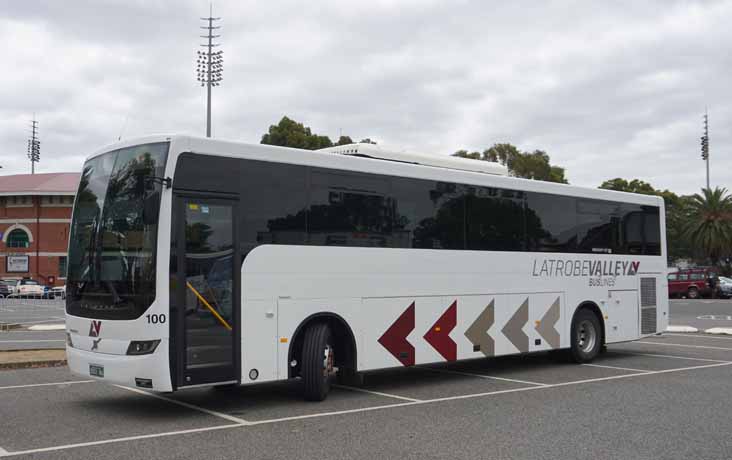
[
  {"x1": 535, "y1": 297, "x2": 560, "y2": 348},
  {"x1": 502, "y1": 298, "x2": 529, "y2": 353},
  {"x1": 464, "y1": 300, "x2": 495, "y2": 356}
]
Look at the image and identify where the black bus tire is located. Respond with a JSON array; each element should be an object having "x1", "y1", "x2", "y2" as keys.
[
  {"x1": 302, "y1": 323, "x2": 334, "y2": 401},
  {"x1": 570, "y1": 309, "x2": 602, "y2": 363}
]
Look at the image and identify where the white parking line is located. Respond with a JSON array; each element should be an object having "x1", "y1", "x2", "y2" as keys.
[
  {"x1": 0, "y1": 340, "x2": 64, "y2": 343},
  {"x1": 582, "y1": 363, "x2": 648, "y2": 373},
  {"x1": 333, "y1": 384, "x2": 421, "y2": 402},
  {"x1": 114, "y1": 385, "x2": 253, "y2": 425},
  {"x1": 0, "y1": 446, "x2": 9, "y2": 456},
  {"x1": 636, "y1": 341, "x2": 732, "y2": 351},
  {"x1": 2, "y1": 360, "x2": 731, "y2": 457},
  {"x1": 664, "y1": 333, "x2": 732, "y2": 341},
  {"x1": 0, "y1": 380, "x2": 94, "y2": 391},
  {"x1": 611, "y1": 351, "x2": 730, "y2": 363},
  {"x1": 418, "y1": 366, "x2": 547, "y2": 387},
  {"x1": 1, "y1": 424, "x2": 243, "y2": 458}
]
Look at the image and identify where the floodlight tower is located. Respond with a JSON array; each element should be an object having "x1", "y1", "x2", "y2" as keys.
[
  {"x1": 700, "y1": 110, "x2": 710, "y2": 190},
  {"x1": 27, "y1": 118, "x2": 40, "y2": 174},
  {"x1": 196, "y1": 4, "x2": 223, "y2": 138}
]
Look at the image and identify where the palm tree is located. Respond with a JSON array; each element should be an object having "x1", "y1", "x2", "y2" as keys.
[{"x1": 683, "y1": 187, "x2": 732, "y2": 265}]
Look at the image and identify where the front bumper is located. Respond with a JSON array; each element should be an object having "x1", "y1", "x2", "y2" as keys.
[{"x1": 66, "y1": 342, "x2": 172, "y2": 392}]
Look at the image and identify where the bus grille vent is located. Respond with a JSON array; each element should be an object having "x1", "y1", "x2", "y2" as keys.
[{"x1": 640, "y1": 277, "x2": 657, "y2": 334}]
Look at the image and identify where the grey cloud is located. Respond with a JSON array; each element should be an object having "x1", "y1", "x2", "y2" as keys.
[{"x1": 1, "y1": 0, "x2": 730, "y2": 196}]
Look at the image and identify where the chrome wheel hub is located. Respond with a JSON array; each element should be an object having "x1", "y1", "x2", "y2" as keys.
[
  {"x1": 323, "y1": 344, "x2": 336, "y2": 377},
  {"x1": 577, "y1": 320, "x2": 597, "y2": 353}
]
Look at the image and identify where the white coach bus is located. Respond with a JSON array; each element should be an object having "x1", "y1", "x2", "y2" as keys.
[{"x1": 65, "y1": 135, "x2": 668, "y2": 400}]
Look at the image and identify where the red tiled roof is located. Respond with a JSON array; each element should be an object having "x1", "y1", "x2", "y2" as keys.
[{"x1": 0, "y1": 173, "x2": 80, "y2": 195}]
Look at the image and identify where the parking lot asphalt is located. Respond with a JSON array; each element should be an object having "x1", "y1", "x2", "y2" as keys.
[
  {"x1": 670, "y1": 298, "x2": 732, "y2": 330},
  {"x1": 0, "y1": 330, "x2": 65, "y2": 350},
  {"x1": 0, "y1": 299, "x2": 65, "y2": 328},
  {"x1": 0, "y1": 334, "x2": 731, "y2": 460}
]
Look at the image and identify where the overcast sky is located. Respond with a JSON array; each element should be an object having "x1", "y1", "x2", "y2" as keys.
[{"x1": 1, "y1": 0, "x2": 729, "y2": 195}]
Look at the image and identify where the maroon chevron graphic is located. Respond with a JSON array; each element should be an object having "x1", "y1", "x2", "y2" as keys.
[
  {"x1": 423, "y1": 300, "x2": 457, "y2": 361},
  {"x1": 378, "y1": 302, "x2": 415, "y2": 366}
]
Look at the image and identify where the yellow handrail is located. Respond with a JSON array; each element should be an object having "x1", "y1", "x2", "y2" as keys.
[{"x1": 186, "y1": 282, "x2": 232, "y2": 331}]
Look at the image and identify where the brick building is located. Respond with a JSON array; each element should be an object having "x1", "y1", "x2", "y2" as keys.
[{"x1": 0, "y1": 172, "x2": 80, "y2": 287}]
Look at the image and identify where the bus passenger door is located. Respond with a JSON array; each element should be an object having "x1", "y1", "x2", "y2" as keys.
[{"x1": 172, "y1": 196, "x2": 239, "y2": 387}]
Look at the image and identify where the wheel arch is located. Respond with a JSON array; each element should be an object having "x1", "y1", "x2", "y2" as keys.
[
  {"x1": 287, "y1": 312, "x2": 358, "y2": 379},
  {"x1": 572, "y1": 301, "x2": 606, "y2": 346}
]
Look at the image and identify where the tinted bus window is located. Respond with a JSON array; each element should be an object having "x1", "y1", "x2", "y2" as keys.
[
  {"x1": 643, "y1": 206, "x2": 661, "y2": 255},
  {"x1": 525, "y1": 193, "x2": 577, "y2": 252},
  {"x1": 241, "y1": 162, "x2": 308, "y2": 255},
  {"x1": 576, "y1": 199, "x2": 621, "y2": 254},
  {"x1": 175, "y1": 153, "x2": 663, "y2": 257},
  {"x1": 308, "y1": 170, "x2": 393, "y2": 247},
  {"x1": 397, "y1": 181, "x2": 466, "y2": 250},
  {"x1": 465, "y1": 187, "x2": 526, "y2": 251}
]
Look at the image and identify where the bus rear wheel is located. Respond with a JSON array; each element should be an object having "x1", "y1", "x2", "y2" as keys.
[
  {"x1": 570, "y1": 309, "x2": 602, "y2": 363},
  {"x1": 301, "y1": 323, "x2": 336, "y2": 401}
]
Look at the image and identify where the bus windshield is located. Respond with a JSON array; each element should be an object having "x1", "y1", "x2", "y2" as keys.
[{"x1": 66, "y1": 142, "x2": 169, "y2": 320}]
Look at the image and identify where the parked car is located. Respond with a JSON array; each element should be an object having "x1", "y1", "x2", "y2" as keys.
[
  {"x1": 719, "y1": 276, "x2": 732, "y2": 299},
  {"x1": 11, "y1": 278, "x2": 45, "y2": 298},
  {"x1": 0, "y1": 280, "x2": 13, "y2": 298},
  {"x1": 667, "y1": 268, "x2": 720, "y2": 299},
  {"x1": 51, "y1": 285, "x2": 66, "y2": 300},
  {"x1": 0, "y1": 279, "x2": 17, "y2": 296}
]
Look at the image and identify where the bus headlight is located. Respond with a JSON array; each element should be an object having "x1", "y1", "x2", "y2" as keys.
[
  {"x1": 66, "y1": 332, "x2": 74, "y2": 348},
  {"x1": 126, "y1": 340, "x2": 161, "y2": 355}
]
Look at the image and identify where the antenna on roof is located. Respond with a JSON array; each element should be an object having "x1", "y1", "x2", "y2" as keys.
[
  {"x1": 27, "y1": 116, "x2": 40, "y2": 174},
  {"x1": 118, "y1": 115, "x2": 129, "y2": 141}
]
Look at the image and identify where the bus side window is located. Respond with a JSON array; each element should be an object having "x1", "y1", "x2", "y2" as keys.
[
  {"x1": 524, "y1": 193, "x2": 577, "y2": 253},
  {"x1": 392, "y1": 178, "x2": 466, "y2": 250},
  {"x1": 240, "y1": 161, "x2": 308, "y2": 256},
  {"x1": 465, "y1": 187, "x2": 525, "y2": 251},
  {"x1": 575, "y1": 199, "x2": 620, "y2": 254},
  {"x1": 308, "y1": 170, "x2": 393, "y2": 248}
]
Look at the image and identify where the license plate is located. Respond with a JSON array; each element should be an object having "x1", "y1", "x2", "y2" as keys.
[{"x1": 89, "y1": 364, "x2": 104, "y2": 378}]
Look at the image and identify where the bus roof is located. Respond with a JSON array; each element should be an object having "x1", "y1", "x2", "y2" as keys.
[{"x1": 87, "y1": 134, "x2": 665, "y2": 208}]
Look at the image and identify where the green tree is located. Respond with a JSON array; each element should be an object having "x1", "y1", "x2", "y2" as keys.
[
  {"x1": 261, "y1": 116, "x2": 333, "y2": 150},
  {"x1": 683, "y1": 187, "x2": 732, "y2": 265},
  {"x1": 452, "y1": 150, "x2": 481, "y2": 160},
  {"x1": 335, "y1": 136, "x2": 354, "y2": 146},
  {"x1": 599, "y1": 178, "x2": 658, "y2": 195},
  {"x1": 453, "y1": 143, "x2": 568, "y2": 183}
]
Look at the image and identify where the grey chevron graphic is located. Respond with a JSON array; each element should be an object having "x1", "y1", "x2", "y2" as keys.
[
  {"x1": 502, "y1": 298, "x2": 529, "y2": 353},
  {"x1": 535, "y1": 297, "x2": 560, "y2": 348},
  {"x1": 464, "y1": 300, "x2": 495, "y2": 356}
]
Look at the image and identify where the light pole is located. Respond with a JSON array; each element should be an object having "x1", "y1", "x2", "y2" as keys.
[
  {"x1": 27, "y1": 117, "x2": 40, "y2": 174},
  {"x1": 196, "y1": 5, "x2": 223, "y2": 138}
]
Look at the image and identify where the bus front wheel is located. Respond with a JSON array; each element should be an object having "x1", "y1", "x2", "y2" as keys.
[
  {"x1": 301, "y1": 323, "x2": 336, "y2": 401},
  {"x1": 570, "y1": 309, "x2": 602, "y2": 363}
]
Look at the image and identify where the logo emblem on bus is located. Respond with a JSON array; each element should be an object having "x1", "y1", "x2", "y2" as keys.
[
  {"x1": 89, "y1": 320, "x2": 102, "y2": 337},
  {"x1": 91, "y1": 338, "x2": 102, "y2": 351}
]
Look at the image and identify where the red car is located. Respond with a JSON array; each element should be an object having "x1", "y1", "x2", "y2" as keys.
[{"x1": 667, "y1": 268, "x2": 719, "y2": 299}]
